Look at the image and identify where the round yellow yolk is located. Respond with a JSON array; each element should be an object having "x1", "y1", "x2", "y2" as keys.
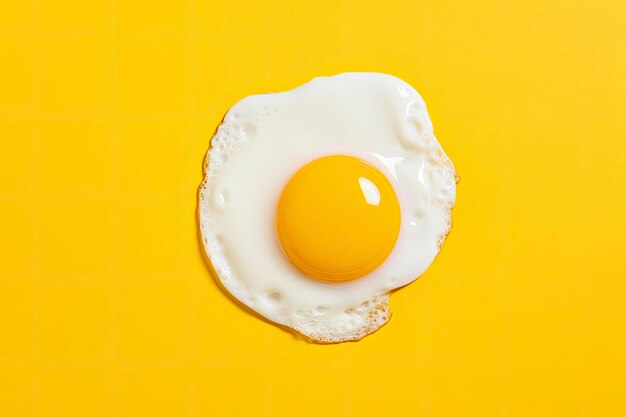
[{"x1": 276, "y1": 155, "x2": 401, "y2": 283}]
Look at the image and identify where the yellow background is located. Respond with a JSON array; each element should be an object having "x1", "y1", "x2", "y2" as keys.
[{"x1": 1, "y1": 0, "x2": 625, "y2": 416}]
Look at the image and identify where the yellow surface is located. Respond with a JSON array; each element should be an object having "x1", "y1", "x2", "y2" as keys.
[
  {"x1": 277, "y1": 156, "x2": 400, "y2": 282},
  {"x1": 1, "y1": 0, "x2": 625, "y2": 416}
]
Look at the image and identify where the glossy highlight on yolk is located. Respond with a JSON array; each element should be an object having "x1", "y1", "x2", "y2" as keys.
[{"x1": 276, "y1": 155, "x2": 401, "y2": 283}]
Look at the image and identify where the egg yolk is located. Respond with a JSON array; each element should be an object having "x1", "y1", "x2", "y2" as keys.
[{"x1": 276, "y1": 155, "x2": 401, "y2": 283}]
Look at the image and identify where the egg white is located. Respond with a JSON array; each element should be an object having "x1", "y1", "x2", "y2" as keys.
[{"x1": 199, "y1": 73, "x2": 457, "y2": 343}]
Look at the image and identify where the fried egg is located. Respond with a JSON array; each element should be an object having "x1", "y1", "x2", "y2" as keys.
[{"x1": 199, "y1": 73, "x2": 458, "y2": 343}]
